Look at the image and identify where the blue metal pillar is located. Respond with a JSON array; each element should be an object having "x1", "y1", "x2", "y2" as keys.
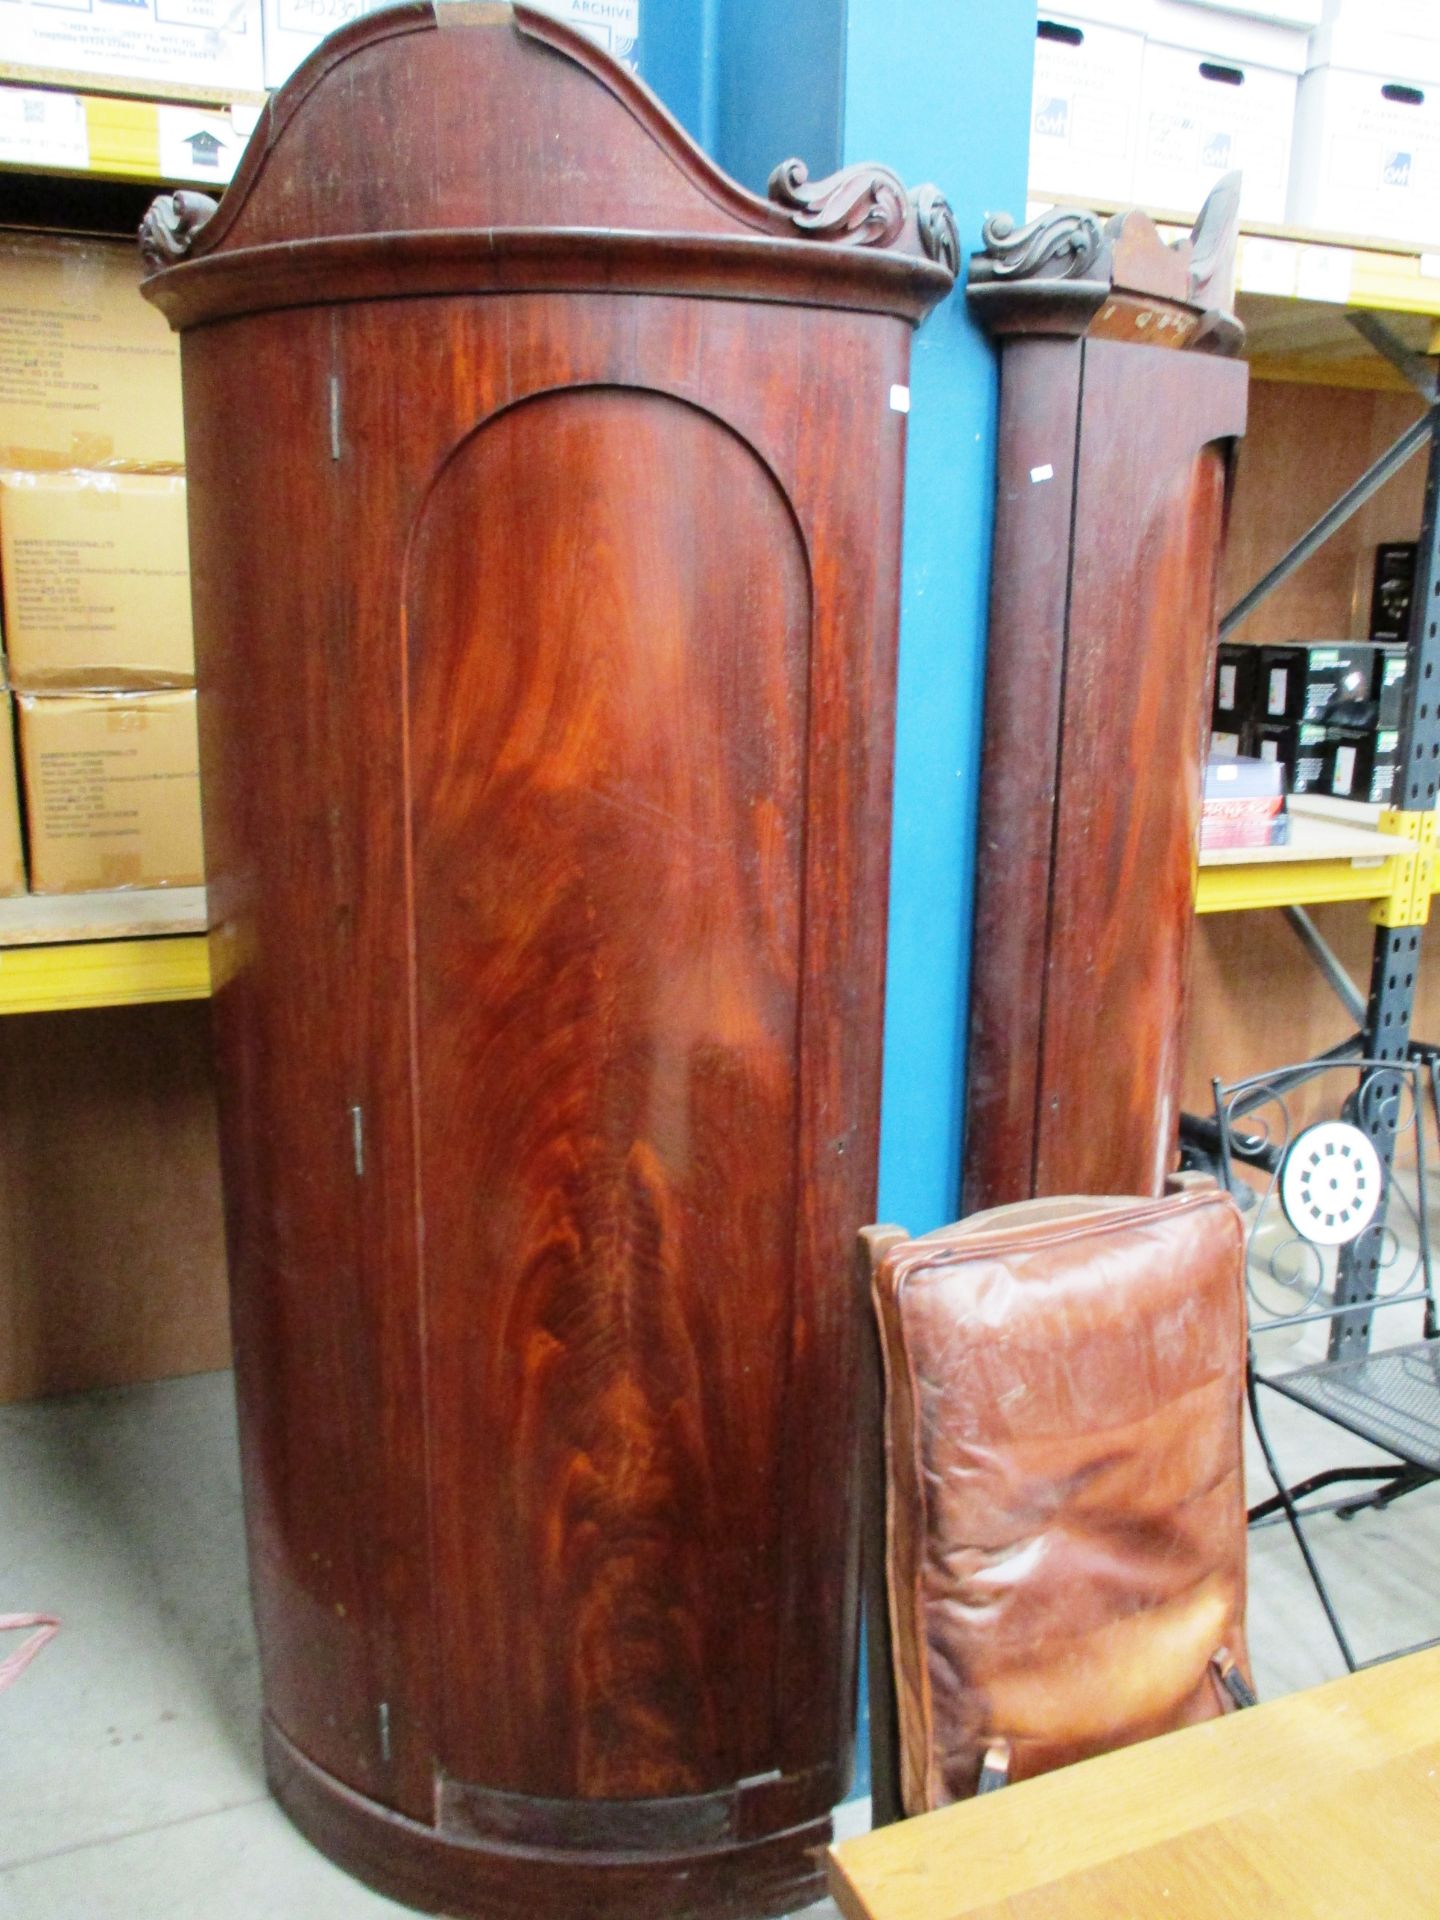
[
  {"x1": 845, "y1": 2, "x2": 1032, "y2": 1235},
  {"x1": 640, "y1": 0, "x2": 845, "y2": 189}
]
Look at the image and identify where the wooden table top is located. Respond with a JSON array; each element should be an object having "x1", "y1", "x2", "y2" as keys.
[{"x1": 828, "y1": 1647, "x2": 1440, "y2": 1920}]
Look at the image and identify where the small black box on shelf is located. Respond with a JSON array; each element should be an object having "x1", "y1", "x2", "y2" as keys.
[
  {"x1": 1254, "y1": 720, "x2": 1330, "y2": 795},
  {"x1": 1324, "y1": 725, "x2": 1403, "y2": 807},
  {"x1": 1368, "y1": 727, "x2": 1402, "y2": 807},
  {"x1": 1325, "y1": 727, "x2": 1373, "y2": 803},
  {"x1": 1212, "y1": 642, "x2": 1258, "y2": 729},
  {"x1": 1257, "y1": 644, "x2": 1374, "y2": 728},
  {"x1": 1370, "y1": 543, "x2": 1417, "y2": 643},
  {"x1": 1375, "y1": 644, "x2": 1408, "y2": 731}
]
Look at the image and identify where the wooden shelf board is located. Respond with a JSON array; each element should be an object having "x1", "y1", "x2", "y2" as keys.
[
  {"x1": 1031, "y1": 191, "x2": 1440, "y2": 264},
  {"x1": 0, "y1": 888, "x2": 211, "y2": 1013},
  {"x1": 0, "y1": 64, "x2": 266, "y2": 108},
  {"x1": 0, "y1": 886, "x2": 207, "y2": 947},
  {"x1": 1196, "y1": 801, "x2": 1401, "y2": 914}
]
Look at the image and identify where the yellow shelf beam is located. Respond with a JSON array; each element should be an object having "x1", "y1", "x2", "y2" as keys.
[
  {"x1": 1196, "y1": 856, "x2": 1398, "y2": 915},
  {"x1": 1196, "y1": 810, "x2": 1440, "y2": 918},
  {"x1": 0, "y1": 935, "x2": 211, "y2": 1015}
]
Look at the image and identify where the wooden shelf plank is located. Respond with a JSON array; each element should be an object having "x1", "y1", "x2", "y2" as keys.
[
  {"x1": 0, "y1": 886, "x2": 207, "y2": 948},
  {"x1": 0, "y1": 62, "x2": 266, "y2": 109},
  {"x1": 1196, "y1": 801, "x2": 1401, "y2": 914},
  {"x1": 0, "y1": 888, "x2": 211, "y2": 1014}
]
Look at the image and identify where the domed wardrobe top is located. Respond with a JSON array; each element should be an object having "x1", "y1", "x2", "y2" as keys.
[{"x1": 139, "y1": 0, "x2": 957, "y2": 328}]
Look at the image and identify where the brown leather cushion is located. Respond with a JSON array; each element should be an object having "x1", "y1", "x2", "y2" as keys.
[{"x1": 873, "y1": 1191, "x2": 1251, "y2": 1813}]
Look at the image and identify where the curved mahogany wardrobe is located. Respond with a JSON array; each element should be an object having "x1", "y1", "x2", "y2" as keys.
[
  {"x1": 962, "y1": 186, "x2": 1248, "y2": 1213},
  {"x1": 138, "y1": 7, "x2": 955, "y2": 1916}
]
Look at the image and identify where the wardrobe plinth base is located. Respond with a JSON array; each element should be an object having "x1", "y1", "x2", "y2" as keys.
[{"x1": 264, "y1": 1719, "x2": 832, "y2": 1920}]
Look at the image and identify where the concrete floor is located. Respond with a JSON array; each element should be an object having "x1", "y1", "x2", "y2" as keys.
[{"x1": 2, "y1": 1334, "x2": 1438, "y2": 1918}]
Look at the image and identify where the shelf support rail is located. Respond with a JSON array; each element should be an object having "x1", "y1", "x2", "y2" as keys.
[
  {"x1": 1220, "y1": 306, "x2": 1440, "y2": 1359},
  {"x1": 1219, "y1": 412, "x2": 1433, "y2": 639},
  {"x1": 1283, "y1": 905, "x2": 1367, "y2": 1023},
  {"x1": 1336, "y1": 394, "x2": 1440, "y2": 1356}
]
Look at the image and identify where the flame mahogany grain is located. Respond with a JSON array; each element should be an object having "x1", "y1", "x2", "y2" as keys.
[
  {"x1": 962, "y1": 195, "x2": 1248, "y2": 1214},
  {"x1": 141, "y1": 7, "x2": 954, "y2": 1916}
]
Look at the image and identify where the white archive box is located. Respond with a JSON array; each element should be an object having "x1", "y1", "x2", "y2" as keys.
[
  {"x1": 1030, "y1": 12, "x2": 1147, "y2": 202},
  {"x1": 1313, "y1": 0, "x2": 1440, "y2": 51},
  {"x1": 0, "y1": 0, "x2": 264, "y2": 98},
  {"x1": 1163, "y1": 0, "x2": 1320, "y2": 25},
  {"x1": 1288, "y1": 2, "x2": 1440, "y2": 243},
  {"x1": 264, "y1": 0, "x2": 642, "y2": 88},
  {"x1": 260, "y1": 0, "x2": 390, "y2": 88},
  {"x1": 1135, "y1": 3, "x2": 1307, "y2": 219}
]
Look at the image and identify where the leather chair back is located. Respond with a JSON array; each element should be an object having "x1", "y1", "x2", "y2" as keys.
[{"x1": 869, "y1": 1190, "x2": 1252, "y2": 1813}]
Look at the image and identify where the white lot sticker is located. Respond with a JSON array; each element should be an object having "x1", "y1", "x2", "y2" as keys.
[
  {"x1": 889, "y1": 384, "x2": 911, "y2": 414},
  {"x1": 0, "y1": 90, "x2": 88, "y2": 172},
  {"x1": 1030, "y1": 463, "x2": 1054, "y2": 483},
  {"x1": 1296, "y1": 244, "x2": 1353, "y2": 306},
  {"x1": 1238, "y1": 236, "x2": 1297, "y2": 298}
]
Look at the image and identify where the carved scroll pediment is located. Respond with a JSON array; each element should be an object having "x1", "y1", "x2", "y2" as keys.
[
  {"x1": 140, "y1": 191, "x2": 220, "y2": 275},
  {"x1": 966, "y1": 173, "x2": 1243, "y2": 351},
  {"x1": 768, "y1": 159, "x2": 908, "y2": 248},
  {"x1": 970, "y1": 207, "x2": 1107, "y2": 286},
  {"x1": 137, "y1": 7, "x2": 958, "y2": 324},
  {"x1": 767, "y1": 160, "x2": 960, "y2": 274}
]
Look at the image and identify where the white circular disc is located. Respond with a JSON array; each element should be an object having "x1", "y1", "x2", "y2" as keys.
[{"x1": 1279, "y1": 1122, "x2": 1383, "y2": 1246}]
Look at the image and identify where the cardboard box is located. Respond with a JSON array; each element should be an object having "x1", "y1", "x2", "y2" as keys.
[
  {"x1": 18, "y1": 691, "x2": 203, "y2": 893},
  {"x1": 0, "y1": 694, "x2": 26, "y2": 898},
  {"x1": 0, "y1": 234, "x2": 184, "y2": 472},
  {"x1": 1031, "y1": 13, "x2": 1147, "y2": 201},
  {"x1": 1136, "y1": 15, "x2": 1302, "y2": 220},
  {"x1": 1287, "y1": 14, "x2": 1440, "y2": 244},
  {"x1": 1, "y1": 0, "x2": 264, "y2": 99},
  {"x1": 0, "y1": 471, "x2": 193, "y2": 691}
]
